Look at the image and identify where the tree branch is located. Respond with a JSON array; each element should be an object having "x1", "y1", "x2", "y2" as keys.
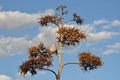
[
  {"x1": 64, "y1": 19, "x2": 74, "y2": 24},
  {"x1": 62, "y1": 62, "x2": 81, "y2": 68},
  {"x1": 51, "y1": 21, "x2": 60, "y2": 28},
  {"x1": 57, "y1": 34, "x2": 63, "y2": 80},
  {"x1": 42, "y1": 68, "x2": 57, "y2": 79}
]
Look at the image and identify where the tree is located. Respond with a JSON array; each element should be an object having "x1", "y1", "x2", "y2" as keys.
[{"x1": 19, "y1": 5, "x2": 103, "y2": 80}]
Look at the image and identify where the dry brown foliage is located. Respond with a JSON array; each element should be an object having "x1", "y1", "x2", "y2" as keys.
[
  {"x1": 39, "y1": 5, "x2": 83, "y2": 27},
  {"x1": 78, "y1": 52, "x2": 103, "y2": 71},
  {"x1": 57, "y1": 27, "x2": 86, "y2": 46},
  {"x1": 39, "y1": 15, "x2": 56, "y2": 26},
  {"x1": 73, "y1": 13, "x2": 83, "y2": 25},
  {"x1": 28, "y1": 43, "x2": 50, "y2": 58},
  {"x1": 39, "y1": 14, "x2": 64, "y2": 27},
  {"x1": 56, "y1": 5, "x2": 67, "y2": 11},
  {"x1": 19, "y1": 55, "x2": 52, "y2": 76},
  {"x1": 19, "y1": 5, "x2": 103, "y2": 78},
  {"x1": 56, "y1": 5, "x2": 68, "y2": 16},
  {"x1": 19, "y1": 43, "x2": 53, "y2": 75},
  {"x1": 19, "y1": 59, "x2": 36, "y2": 75}
]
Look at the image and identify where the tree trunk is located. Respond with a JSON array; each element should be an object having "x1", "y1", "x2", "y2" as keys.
[{"x1": 57, "y1": 34, "x2": 63, "y2": 80}]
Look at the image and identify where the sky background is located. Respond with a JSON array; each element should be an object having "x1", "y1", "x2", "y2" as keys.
[{"x1": 0, "y1": 0, "x2": 120, "y2": 80}]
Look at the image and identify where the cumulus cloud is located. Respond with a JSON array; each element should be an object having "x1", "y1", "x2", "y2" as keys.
[
  {"x1": 104, "y1": 42, "x2": 120, "y2": 55},
  {"x1": 93, "y1": 19, "x2": 108, "y2": 25},
  {"x1": 79, "y1": 24, "x2": 95, "y2": 33},
  {"x1": 108, "y1": 42, "x2": 120, "y2": 49},
  {"x1": 0, "y1": 36, "x2": 31, "y2": 57},
  {"x1": 102, "y1": 20, "x2": 120, "y2": 30},
  {"x1": 0, "y1": 9, "x2": 54, "y2": 30},
  {"x1": 102, "y1": 25, "x2": 110, "y2": 30},
  {"x1": 104, "y1": 49, "x2": 119, "y2": 55},
  {"x1": 0, "y1": 17, "x2": 120, "y2": 57},
  {"x1": 0, "y1": 74, "x2": 12, "y2": 80},
  {"x1": 63, "y1": 24, "x2": 120, "y2": 44},
  {"x1": 64, "y1": 24, "x2": 94, "y2": 33},
  {"x1": 0, "y1": 26, "x2": 57, "y2": 58},
  {"x1": 112, "y1": 20, "x2": 120, "y2": 26},
  {"x1": 87, "y1": 31, "x2": 120, "y2": 42},
  {"x1": 32, "y1": 26, "x2": 57, "y2": 47}
]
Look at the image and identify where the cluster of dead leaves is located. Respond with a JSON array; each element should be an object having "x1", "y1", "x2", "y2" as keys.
[
  {"x1": 20, "y1": 55, "x2": 52, "y2": 76},
  {"x1": 28, "y1": 43, "x2": 50, "y2": 58},
  {"x1": 39, "y1": 15, "x2": 58, "y2": 26},
  {"x1": 19, "y1": 43, "x2": 53, "y2": 76},
  {"x1": 73, "y1": 13, "x2": 83, "y2": 25},
  {"x1": 56, "y1": 5, "x2": 67, "y2": 11},
  {"x1": 39, "y1": 14, "x2": 66, "y2": 27},
  {"x1": 57, "y1": 27, "x2": 86, "y2": 46},
  {"x1": 78, "y1": 52, "x2": 103, "y2": 71}
]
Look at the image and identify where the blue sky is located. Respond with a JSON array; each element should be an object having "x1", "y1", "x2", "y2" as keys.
[{"x1": 0, "y1": 0, "x2": 120, "y2": 80}]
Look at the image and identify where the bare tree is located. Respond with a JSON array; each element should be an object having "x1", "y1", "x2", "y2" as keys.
[{"x1": 19, "y1": 5, "x2": 103, "y2": 80}]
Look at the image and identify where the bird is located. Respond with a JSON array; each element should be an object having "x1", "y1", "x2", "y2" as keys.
[{"x1": 49, "y1": 40, "x2": 58, "y2": 55}]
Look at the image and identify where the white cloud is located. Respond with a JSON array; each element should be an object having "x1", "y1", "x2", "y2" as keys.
[
  {"x1": 0, "y1": 17, "x2": 120, "y2": 57},
  {"x1": 64, "y1": 24, "x2": 94, "y2": 33},
  {"x1": 104, "y1": 49, "x2": 119, "y2": 55},
  {"x1": 104, "y1": 42, "x2": 120, "y2": 55},
  {"x1": 87, "y1": 31, "x2": 120, "y2": 42},
  {"x1": 0, "y1": 9, "x2": 56, "y2": 58},
  {"x1": 102, "y1": 20, "x2": 120, "y2": 30},
  {"x1": 0, "y1": 74, "x2": 12, "y2": 80},
  {"x1": 0, "y1": 9, "x2": 54, "y2": 30},
  {"x1": 62, "y1": 24, "x2": 120, "y2": 44},
  {"x1": 0, "y1": 36, "x2": 31, "y2": 57},
  {"x1": 0, "y1": 26, "x2": 57, "y2": 58},
  {"x1": 108, "y1": 42, "x2": 120, "y2": 49},
  {"x1": 102, "y1": 25, "x2": 110, "y2": 30},
  {"x1": 93, "y1": 19, "x2": 108, "y2": 25},
  {"x1": 32, "y1": 26, "x2": 57, "y2": 47},
  {"x1": 79, "y1": 24, "x2": 95, "y2": 33},
  {"x1": 112, "y1": 20, "x2": 120, "y2": 26}
]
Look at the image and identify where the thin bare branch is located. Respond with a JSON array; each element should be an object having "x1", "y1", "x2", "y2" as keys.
[
  {"x1": 42, "y1": 68, "x2": 57, "y2": 78},
  {"x1": 63, "y1": 62, "x2": 81, "y2": 68},
  {"x1": 51, "y1": 21, "x2": 60, "y2": 28},
  {"x1": 64, "y1": 19, "x2": 74, "y2": 24}
]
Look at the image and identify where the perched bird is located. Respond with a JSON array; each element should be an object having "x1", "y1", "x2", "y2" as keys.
[{"x1": 49, "y1": 40, "x2": 58, "y2": 55}]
